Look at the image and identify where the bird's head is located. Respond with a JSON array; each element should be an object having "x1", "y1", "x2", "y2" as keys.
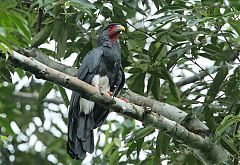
[{"x1": 97, "y1": 23, "x2": 125, "y2": 45}]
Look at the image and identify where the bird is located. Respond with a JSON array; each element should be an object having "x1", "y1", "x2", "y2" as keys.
[{"x1": 67, "y1": 23, "x2": 125, "y2": 160}]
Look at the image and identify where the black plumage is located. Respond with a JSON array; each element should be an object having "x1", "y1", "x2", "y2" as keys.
[{"x1": 67, "y1": 23, "x2": 125, "y2": 159}]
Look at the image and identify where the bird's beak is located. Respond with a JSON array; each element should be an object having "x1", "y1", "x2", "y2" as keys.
[
  {"x1": 117, "y1": 25, "x2": 125, "y2": 32},
  {"x1": 119, "y1": 25, "x2": 125, "y2": 31}
]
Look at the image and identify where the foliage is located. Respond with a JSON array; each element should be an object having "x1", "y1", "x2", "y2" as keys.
[{"x1": 0, "y1": 0, "x2": 240, "y2": 164}]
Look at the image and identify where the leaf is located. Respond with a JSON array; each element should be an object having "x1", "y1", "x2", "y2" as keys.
[
  {"x1": 133, "y1": 127, "x2": 155, "y2": 141},
  {"x1": 38, "y1": 81, "x2": 54, "y2": 102},
  {"x1": 151, "y1": 15, "x2": 176, "y2": 26},
  {"x1": 203, "y1": 106, "x2": 215, "y2": 130},
  {"x1": 73, "y1": 41, "x2": 92, "y2": 67},
  {"x1": 109, "y1": 149, "x2": 123, "y2": 165},
  {"x1": 206, "y1": 65, "x2": 228, "y2": 102},
  {"x1": 102, "y1": 141, "x2": 114, "y2": 156},
  {"x1": 220, "y1": 136, "x2": 238, "y2": 155},
  {"x1": 0, "y1": 135, "x2": 8, "y2": 145},
  {"x1": 127, "y1": 142, "x2": 136, "y2": 157},
  {"x1": 113, "y1": 137, "x2": 121, "y2": 147},
  {"x1": 31, "y1": 22, "x2": 54, "y2": 47},
  {"x1": 69, "y1": 0, "x2": 95, "y2": 15},
  {"x1": 56, "y1": 23, "x2": 68, "y2": 59},
  {"x1": 136, "y1": 137, "x2": 144, "y2": 157},
  {"x1": 214, "y1": 114, "x2": 240, "y2": 141},
  {"x1": 127, "y1": 72, "x2": 146, "y2": 95},
  {"x1": 8, "y1": 13, "x2": 31, "y2": 42},
  {"x1": 0, "y1": 0, "x2": 17, "y2": 9},
  {"x1": 57, "y1": 85, "x2": 69, "y2": 107},
  {"x1": 230, "y1": 22, "x2": 240, "y2": 36},
  {"x1": 128, "y1": 31, "x2": 148, "y2": 41},
  {"x1": 159, "y1": 65, "x2": 180, "y2": 102},
  {"x1": 151, "y1": 76, "x2": 161, "y2": 100},
  {"x1": 0, "y1": 66, "x2": 12, "y2": 83}
]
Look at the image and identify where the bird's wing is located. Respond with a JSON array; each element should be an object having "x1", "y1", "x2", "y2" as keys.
[
  {"x1": 67, "y1": 47, "x2": 104, "y2": 159},
  {"x1": 69, "y1": 47, "x2": 104, "y2": 118},
  {"x1": 76, "y1": 47, "x2": 104, "y2": 82}
]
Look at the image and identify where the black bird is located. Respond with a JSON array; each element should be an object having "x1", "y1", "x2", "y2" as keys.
[{"x1": 67, "y1": 23, "x2": 125, "y2": 159}]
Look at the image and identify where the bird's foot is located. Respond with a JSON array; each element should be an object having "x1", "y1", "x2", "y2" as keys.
[
  {"x1": 107, "y1": 91, "x2": 113, "y2": 96},
  {"x1": 119, "y1": 97, "x2": 128, "y2": 102}
]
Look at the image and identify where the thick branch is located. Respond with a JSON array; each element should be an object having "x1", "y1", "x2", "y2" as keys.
[
  {"x1": 9, "y1": 49, "x2": 210, "y2": 134},
  {"x1": 0, "y1": 50, "x2": 230, "y2": 164},
  {"x1": 125, "y1": 90, "x2": 210, "y2": 135}
]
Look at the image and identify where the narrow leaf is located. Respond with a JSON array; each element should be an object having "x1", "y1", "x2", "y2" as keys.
[
  {"x1": 57, "y1": 85, "x2": 69, "y2": 107},
  {"x1": 0, "y1": 66, "x2": 12, "y2": 83},
  {"x1": 31, "y1": 22, "x2": 53, "y2": 47},
  {"x1": 133, "y1": 127, "x2": 155, "y2": 141},
  {"x1": 206, "y1": 65, "x2": 228, "y2": 102},
  {"x1": 38, "y1": 81, "x2": 54, "y2": 102},
  {"x1": 8, "y1": 13, "x2": 31, "y2": 42}
]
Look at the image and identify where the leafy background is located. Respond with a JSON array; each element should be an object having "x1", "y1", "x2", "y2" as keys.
[{"x1": 0, "y1": 0, "x2": 240, "y2": 164}]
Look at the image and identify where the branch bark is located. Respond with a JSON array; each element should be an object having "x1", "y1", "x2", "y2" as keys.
[{"x1": 0, "y1": 50, "x2": 230, "y2": 164}]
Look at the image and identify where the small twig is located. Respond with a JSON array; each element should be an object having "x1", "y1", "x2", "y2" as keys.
[
  {"x1": 126, "y1": 21, "x2": 172, "y2": 46},
  {"x1": 36, "y1": 8, "x2": 43, "y2": 32},
  {"x1": 186, "y1": 57, "x2": 214, "y2": 79},
  {"x1": 221, "y1": 31, "x2": 240, "y2": 62}
]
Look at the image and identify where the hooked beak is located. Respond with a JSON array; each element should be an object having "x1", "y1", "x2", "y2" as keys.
[{"x1": 117, "y1": 25, "x2": 125, "y2": 32}]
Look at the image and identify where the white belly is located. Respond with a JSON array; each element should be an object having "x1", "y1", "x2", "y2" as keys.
[{"x1": 79, "y1": 75, "x2": 110, "y2": 114}]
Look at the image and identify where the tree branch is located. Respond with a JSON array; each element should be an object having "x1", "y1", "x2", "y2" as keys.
[{"x1": 0, "y1": 50, "x2": 230, "y2": 164}]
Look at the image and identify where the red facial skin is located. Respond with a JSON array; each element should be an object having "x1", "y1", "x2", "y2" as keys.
[{"x1": 108, "y1": 25, "x2": 118, "y2": 43}]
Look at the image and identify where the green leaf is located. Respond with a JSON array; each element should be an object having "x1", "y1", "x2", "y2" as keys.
[
  {"x1": 31, "y1": 22, "x2": 54, "y2": 47},
  {"x1": 8, "y1": 13, "x2": 31, "y2": 42},
  {"x1": 158, "y1": 132, "x2": 170, "y2": 155},
  {"x1": 220, "y1": 136, "x2": 238, "y2": 155},
  {"x1": 128, "y1": 31, "x2": 148, "y2": 41},
  {"x1": 113, "y1": 137, "x2": 121, "y2": 148},
  {"x1": 214, "y1": 114, "x2": 240, "y2": 141},
  {"x1": 151, "y1": 15, "x2": 176, "y2": 26},
  {"x1": 109, "y1": 149, "x2": 122, "y2": 165},
  {"x1": 56, "y1": 23, "x2": 68, "y2": 59},
  {"x1": 127, "y1": 72, "x2": 146, "y2": 95},
  {"x1": 0, "y1": 135, "x2": 8, "y2": 145},
  {"x1": 0, "y1": 66, "x2": 12, "y2": 83},
  {"x1": 151, "y1": 76, "x2": 161, "y2": 100},
  {"x1": 127, "y1": 142, "x2": 136, "y2": 157},
  {"x1": 69, "y1": 0, "x2": 95, "y2": 15},
  {"x1": 102, "y1": 141, "x2": 114, "y2": 156},
  {"x1": 159, "y1": 65, "x2": 180, "y2": 102},
  {"x1": 0, "y1": 0, "x2": 17, "y2": 9},
  {"x1": 230, "y1": 22, "x2": 240, "y2": 36},
  {"x1": 133, "y1": 127, "x2": 155, "y2": 141},
  {"x1": 136, "y1": 137, "x2": 144, "y2": 156},
  {"x1": 38, "y1": 81, "x2": 54, "y2": 102},
  {"x1": 203, "y1": 106, "x2": 215, "y2": 130},
  {"x1": 57, "y1": 85, "x2": 69, "y2": 107},
  {"x1": 206, "y1": 65, "x2": 228, "y2": 102}
]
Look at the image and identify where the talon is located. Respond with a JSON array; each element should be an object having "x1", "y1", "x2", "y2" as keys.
[
  {"x1": 107, "y1": 91, "x2": 113, "y2": 96},
  {"x1": 120, "y1": 97, "x2": 128, "y2": 102}
]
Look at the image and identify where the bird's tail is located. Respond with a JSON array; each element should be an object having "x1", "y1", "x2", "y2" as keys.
[{"x1": 67, "y1": 111, "x2": 95, "y2": 160}]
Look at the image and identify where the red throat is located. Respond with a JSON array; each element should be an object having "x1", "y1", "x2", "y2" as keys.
[{"x1": 108, "y1": 26, "x2": 118, "y2": 43}]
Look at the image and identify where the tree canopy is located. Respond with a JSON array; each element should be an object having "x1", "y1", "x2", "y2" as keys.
[{"x1": 0, "y1": 0, "x2": 239, "y2": 164}]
